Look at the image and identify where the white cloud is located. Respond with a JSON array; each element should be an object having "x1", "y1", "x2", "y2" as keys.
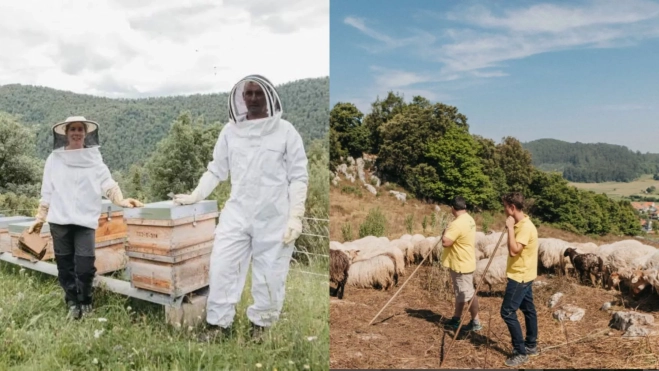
[
  {"x1": 343, "y1": 0, "x2": 659, "y2": 79},
  {"x1": 344, "y1": 16, "x2": 435, "y2": 53},
  {"x1": 449, "y1": 0, "x2": 659, "y2": 34},
  {"x1": 0, "y1": 0, "x2": 328, "y2": 98}
]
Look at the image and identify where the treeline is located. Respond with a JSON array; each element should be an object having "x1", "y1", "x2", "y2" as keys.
[
  {"x1": 0, "y1": 112, "x2": 329, "y2": 256},
  {"x1": 523, "y1": 138, "x2": 659, "y2": 183},
  {"x1": 0, "y1": 77, "x2": 329, "y2": 171},
  {"x1": 330, "y1": 93, "x2": 640, "y2": 236}
]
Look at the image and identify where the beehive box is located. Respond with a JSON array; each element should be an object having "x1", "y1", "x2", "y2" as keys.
[
  {"x1": 123, "y1": 201, "x2": 219, "y2": 296},
  {"x1": 8, "y1": 221, "x2": 55, "y2": 261},
  {"x1": 0, "y1": 216, "x2": 35, "y2": 253},
  {"x1": 96, "y1": 199, "x2": 127, "y2": 243},
  {"x1": 95, "y1": 237, "x2": 127, "y2": 275}
]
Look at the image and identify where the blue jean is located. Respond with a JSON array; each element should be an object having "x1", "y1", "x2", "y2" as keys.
[{"x1": 500, "y1": 278, "x2": 538, "y2": 355}]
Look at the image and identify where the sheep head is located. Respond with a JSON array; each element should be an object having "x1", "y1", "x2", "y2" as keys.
[{"x1": 347, "y1": 249, "x2": 360, "y2": 262}]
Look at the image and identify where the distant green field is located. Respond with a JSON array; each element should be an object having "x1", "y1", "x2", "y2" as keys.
[{"x1": 569, "y1": 174, "x2": 659, "y2": 200}]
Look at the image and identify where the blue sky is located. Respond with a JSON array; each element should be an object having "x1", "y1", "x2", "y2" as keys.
[{"x1": 330, "y1": 0, "x2": 659, "y2": 153}]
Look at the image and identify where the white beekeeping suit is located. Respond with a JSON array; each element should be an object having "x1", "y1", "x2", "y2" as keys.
[
  {"x1": 28, "y1": 116, "x2": 143, "y2": 320},
  {"x1": 174, "y1": 75, "x2": 308, "y2": 340}
]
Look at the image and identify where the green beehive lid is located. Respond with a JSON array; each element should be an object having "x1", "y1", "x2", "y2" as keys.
[
  {"x1": 0, "y1": 216, "x2": 35, "y2": 229},
  {"x1": 100, "y1": 199, "x2": 124, "y2": 214},
  {"x1": 122, "y1": 200, "x2": 218, "y2": 220},
  {"x1": 8, "y1": 220, "x2": 50, "y2": 234}
]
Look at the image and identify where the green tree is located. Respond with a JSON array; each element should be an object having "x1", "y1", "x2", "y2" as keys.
[
  {"x1": 496, "y1": 136, "x2": 534, "y2": 194},
  {"x1": 0, "y1": 112, "x2": 43, "y2": 197},
  {"x1": 362, "y1": 92, "x2": 406, "y2": 154},
  {"x1": 146, "y1": 112, "x2": 205, "y2": 201},
  {"x1": 329, "y1": 102, "x2": 370, "y2": 159}
]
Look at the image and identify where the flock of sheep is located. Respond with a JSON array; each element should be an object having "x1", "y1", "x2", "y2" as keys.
[{"x1": 329, "y1": 232, "x2": 659, "y2": 300}]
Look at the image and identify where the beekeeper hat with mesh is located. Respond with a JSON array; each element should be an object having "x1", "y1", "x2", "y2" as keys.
[
  {"x1": 228, "y1": 74, "x2": 282, "y2": 122},
  {"x1": 51, "y1": 116, "x2": 100, "y2": 150}
]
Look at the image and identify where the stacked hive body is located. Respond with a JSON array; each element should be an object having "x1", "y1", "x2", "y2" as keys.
[
  {"x1": 94, "y1": 200, "x2": 128, "y2": 274},
  {"x1": 8, "y1": 221, "x2": 55, "y2": 261},
  {"x1": 123, "y1": 201, "x2": 219, "y2": 296},
  {"x1": 0, "y1": 216, "x2": 35, "y2": 253}
]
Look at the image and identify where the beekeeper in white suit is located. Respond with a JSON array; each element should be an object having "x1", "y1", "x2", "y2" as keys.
[
  {"x1": 173, "y1": 74, "x2": 308, "y2": 342},
  {"x1": 28, "y1": 116, "x2": 144, "y2": 320}
]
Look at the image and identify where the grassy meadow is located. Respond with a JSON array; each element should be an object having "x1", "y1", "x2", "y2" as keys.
[
  {"x1": 0, "y1": 260, "x2": 329, "y2": 371},
  {"x1": 568, "y1": 174, "x2": 658, "y2": 200}
]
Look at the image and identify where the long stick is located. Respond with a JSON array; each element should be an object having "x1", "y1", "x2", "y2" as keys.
[
  {"x1": 439, "y1": 228, "x2": 508, "y2": 368},
  {"x1": 367, "y1": 237, "x2": 443, "y2": 326}
]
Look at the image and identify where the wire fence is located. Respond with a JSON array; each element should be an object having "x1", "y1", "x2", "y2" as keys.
[{"x1": 290, "y1": 216, "x2": 329, "y2": 279}]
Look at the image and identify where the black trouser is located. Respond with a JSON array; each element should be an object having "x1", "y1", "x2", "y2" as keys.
[{"x1": 49, "y1": 223, "x2": 96, "y2": 306}]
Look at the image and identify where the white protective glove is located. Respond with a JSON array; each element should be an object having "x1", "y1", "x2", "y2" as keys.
[
  {"x1": 27, "y1": 203, "x2": 49, "y2": 234},
  {"x1": 106, "y1": 184, "x2": 145, "y2": 208},
  {"x1": 283, "y1": 181, "x2": 308, "y2": 245},
  {"x1": 173, "y1": 171, "x2": 220, "y2": 205}
]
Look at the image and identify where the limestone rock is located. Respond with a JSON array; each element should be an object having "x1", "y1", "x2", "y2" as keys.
[
  {"x1": 553, "y1": 304, "x2": 585, "y2": 322},
  {"x1": 548, "y1": 292, "x2": 564, "y2": 308}
]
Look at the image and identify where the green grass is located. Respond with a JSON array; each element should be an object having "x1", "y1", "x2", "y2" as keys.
[
  {"x1": 0, "y1": 260, "x2": 329, "y2": 371},
  {"x1": 569, "y1": 174, "x2": 659, "y2": 200}
]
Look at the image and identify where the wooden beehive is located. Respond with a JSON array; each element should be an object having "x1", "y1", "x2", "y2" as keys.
[
  {"x1": 0, "y1": 216, "x2": 35, "y2": 253},
  {"x1": 8, "y1": 221, "x2": 55, "y2": 261},
  {"x1": 96, "y1": 199, "x2": 127, "y2": 243},
  {"x1": 91, "y1": 200, "x2": 128, "y2": 274},
  {"x1": 123, "y1": 200, "x2": 219, "y2": 296},
  {"x1": 95, "y1": 237, "x2": 127, "y2": 275}
]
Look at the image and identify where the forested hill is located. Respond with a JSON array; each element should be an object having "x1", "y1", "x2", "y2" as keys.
[
  {"x1": 522, "y1": 138, "x2": 659, "y2": 183},
  {"x1": 0, "y1": 77, "x2": 328, "y2": 171}
]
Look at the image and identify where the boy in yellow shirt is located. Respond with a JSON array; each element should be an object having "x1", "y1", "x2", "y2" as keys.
[
  {"x1": 500, "y1": 192, "x2": 539, "y2": 367},
  {"x1": 441, "y1": 196, "x2": 481, "y2": 332}
]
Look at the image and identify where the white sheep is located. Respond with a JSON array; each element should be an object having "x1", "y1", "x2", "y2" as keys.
[
  {"x1": 346, "y1": 253, "x2": 398, "y2": 290},
  {"x1": 642, "y1": 269, "x2": 659, "y2": 292},
  {"x1": 641, "y1": 250, "x2": 659, "y2": 270},
  {"x1": 476, "y1": 232, "x2": 503, "y2": 255},
  {"x1": 568, "y1": 242, "x2": 598, "y2": 254},
  {"x1": 390, "y1": 238, "x2": 415, "y2": 266},
  {"x1": 482, "y1": 242, "x2": 508, "y2": 259},
  {"x1": 473, "y1": 255, "x2": 508, "y2": 292},
  {"x1": 352, "y1": 244, "x2": 406, "y2": 277},
  {"x1": 537, "y1": 237, "x2": 571, "y2": 274},
  {"x1": 330, "y1": 241, "x2": 344, "y2": 250},
  {"x1": 597, "y1": 240, "x2": 644, "y2": 260},
  {"x1": 413, "y1": 238, "x2": 440, "y2": 263},
  {"x1": 603, "y1": 244, "x2": 657, "y2": 274},
  {"x1": 400, "y1": 234, "x2": 413, "y2": 241}
]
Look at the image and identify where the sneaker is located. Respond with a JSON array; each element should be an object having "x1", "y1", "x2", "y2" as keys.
[
  {"x1": 197, "y1": 324, "x2": 232, "y2": 343},
  {"x1": 250, "y1": 322, "x2": 267, "y2": 343},
  {"x1": 465, "y1": 320, "x2": 483, "y2": 332},
  {"x1": 80, "y1": 304, "x2": 93, "y2": 317},
  {"x1": 444, "y1": 317, "x2": 461, "y2": 330},
  {"x1": 525, "y1": 346, "x2": 539, "y2": 357},
  {"x1": 67, "y1": 303, "x2": 81, "y2": 320},
  {"x1": 504, "y1": 353, "x2": 529, "y2": 367}
]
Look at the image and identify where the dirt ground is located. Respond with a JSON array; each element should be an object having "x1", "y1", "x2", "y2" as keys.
[{"x1": 330, "y1": 265, "x2": 659, "y2": 369}]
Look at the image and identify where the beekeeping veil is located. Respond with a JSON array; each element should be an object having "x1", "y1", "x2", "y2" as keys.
[
  {"x1": 51, "y1": 116, "x2": 100, "y2": 151},
  {"x1": 228, "y1": 74, "x2": 282, "y2": 123}
]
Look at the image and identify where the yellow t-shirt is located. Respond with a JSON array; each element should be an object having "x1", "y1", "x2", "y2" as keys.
[
  {"x1": 441, "y1": 212, "x2": 477, "y2": 273},
  {"x1": 506, "y1": 214, "x2": 539, "y2": 282}
]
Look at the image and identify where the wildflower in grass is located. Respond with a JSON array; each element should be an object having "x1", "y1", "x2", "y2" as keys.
[
  {"x1": 306, "y1": 336, "x2": 317, "y2": 341},
  {"x1": 304, "y1": 365, "x2": 310, "y2": 369},
  {"x1": 255, "y1": 363, "x2": 262, "y2": 368},
  {"x1": 98, "y1": 318, "x2": 107, "y2": 322},
  {"x1": 94, "y1": 329, "x2": 104, "y2": 338},
  {"x1": 92, "y1": 359, "x2": 98, "y2": 364}
]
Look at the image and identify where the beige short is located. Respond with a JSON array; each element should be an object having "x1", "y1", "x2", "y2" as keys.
[{"x1": 450, "y1": 269, "x2": 475, "y2": 303}]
